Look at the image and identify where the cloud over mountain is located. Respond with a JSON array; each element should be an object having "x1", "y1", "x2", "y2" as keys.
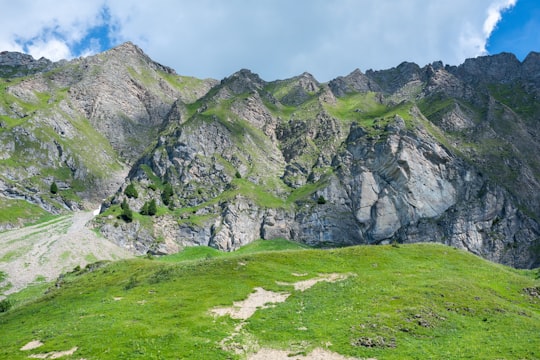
[{"x1": 0, "y1": 1, "x2": 519, "y2": 80}]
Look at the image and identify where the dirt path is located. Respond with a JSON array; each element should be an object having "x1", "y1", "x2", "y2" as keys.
[{"x1": 0, "y1": 211, "x2": 133, "y2": 297}]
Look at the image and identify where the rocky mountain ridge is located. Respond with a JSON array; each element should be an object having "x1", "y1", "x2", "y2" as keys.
[{"x1": 1, "y1": 43, "x2": 539, "y2": 268}]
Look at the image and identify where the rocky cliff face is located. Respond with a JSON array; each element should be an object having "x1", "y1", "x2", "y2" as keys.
[
  {"x1": 2, "y1": 44, "x2": 539, "y2": 268},
  {"x1": 0, "y1": 43, "x2": 216, "y2": 224}
]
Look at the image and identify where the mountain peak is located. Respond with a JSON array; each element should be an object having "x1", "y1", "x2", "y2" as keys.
[
  {"x1": 107, "y1": 41, "x2": 153, "y2": 60},
  {"x1": 457, "y1": 52, "x2": 522, "y2": 83},
  {"x1": 296, "y1": 72, "x2": 319, "y2": 91},
  {"x1": 0, "y1": 50, "x2": 54, "y2": 77},
  {"x1": 328, "y1": 68, "x2": 380, "y2": 96},
  {"x1": 365, "y1": 61, "x2": 423, "y2": 93},
  {"x1": 522, "y1": 51, "x2": 540, "y2": 83},
  {"x1": 221, "y1": 68, "x2": 266, "y2": 94},
  {"x1": 95, "y1": 41, "x2": 177, "y2": 75}
]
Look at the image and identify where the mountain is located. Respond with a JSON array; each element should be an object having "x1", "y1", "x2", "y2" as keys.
[
  {"x1": 0, "y1": 42, "x2": 216, "y2": 224},
  {"x1": 1, "y1": 44, "x2": 539, "y2": 268}
]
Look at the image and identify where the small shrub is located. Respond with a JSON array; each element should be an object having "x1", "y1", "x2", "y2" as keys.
[
  {"x1": 235, "y1": 171, "x2": 242, "y2": 179},
  {"x1": 0, "y1": 299, "x2": 12, "y2": 313},
  {"x1": 124, "y1": 276, "x2": 138, "y2": 290},
  {"x1": 317, "y1": 195, "x2": 327, "y2": 205},
  {"x1": 148, "y1": 267, "x2": 174, "y2": 284},
  {"x1": 50, "y1": 181, "x2": 58, "y2": 194},
  {"x1": 124, "y1": 183, "x2": 138, "y2": 199}
]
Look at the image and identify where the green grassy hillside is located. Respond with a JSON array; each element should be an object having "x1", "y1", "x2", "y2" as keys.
[{"x1": 1, "y1": 243, "x2": 539, "y2": 359}]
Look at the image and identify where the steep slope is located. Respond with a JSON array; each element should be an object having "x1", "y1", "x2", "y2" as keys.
[
  {"x1": 98, "y1": 53, "x2": 540, "y2": 268},
  {"x1": 0, "y1": 244, "x2": 538, "y2": 359},
  {"x1": 0, "y1": 43, "x2": 216, "y2": 229}
]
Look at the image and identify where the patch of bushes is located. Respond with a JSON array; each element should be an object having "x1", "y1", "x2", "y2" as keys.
[
  {"x1": 140, "y1": 199, "x2": 157, "y2": 216},
  {"x1": 124, "y1": 183, "x2": 138, "y2": 199}
]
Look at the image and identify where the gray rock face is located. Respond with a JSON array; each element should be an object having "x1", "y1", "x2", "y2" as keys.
[
  {"x1": 329, "y1": 68, "x2": 381, "y2": 96},
  {"x1": 0, "y1": 51, "x2": 55, "y2": 77}
]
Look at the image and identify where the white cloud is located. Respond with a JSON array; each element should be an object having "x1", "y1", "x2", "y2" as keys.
[
  {"x1": 26, "y1": 38, "x2": 72, "y2": 61},
  {"x1": 0, "y1": 0, "x2": 106, "y2": 60},
  {"x1": 0, "y1": 0, "x2": 521, "y2": 81}
]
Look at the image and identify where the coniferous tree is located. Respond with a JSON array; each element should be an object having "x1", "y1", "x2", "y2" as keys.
[
  {"x1": 124, "y1": 183, "x2": 138, "y2": 199},
  {"x1": 148, "y1": 198, "x2": 157, "y2": 216},
  {"x1": 50, "y1": 181, "x2": 58, "y2": 194},
  {"x1": 161, "y1": 183, "x2": 173, "y2": 206},
  {"x1": 140, "y1": 201, "x2": 149, "y2": 215},
  {"x1": 120, "y1": 200, "x2": 133, "y2": 222},
  {"x1": 121, "y1": 198, "x2": 129, "y2": 211}
]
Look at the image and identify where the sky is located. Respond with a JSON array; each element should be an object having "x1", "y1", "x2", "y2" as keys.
[{"x1": 0, "y1": 0, "x2": 538, "y2": 82}]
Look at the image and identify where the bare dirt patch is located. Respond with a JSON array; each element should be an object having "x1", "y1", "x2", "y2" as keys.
[
  {"x1": 20, "y1": 340, "x2": 43, "y2": 351},
  {"x1": 28, "y1": 346, "x2": 78, "y2": 359},
  {"x1": 211, "y1": 287, "x2": 290, "y2": 320}
]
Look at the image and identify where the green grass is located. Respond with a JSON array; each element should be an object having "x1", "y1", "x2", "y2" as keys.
[
  {"x1": 488, "y1": 82, "x2": 540, "y2": 119},
  {"x1": 0, "y1": 243, "x2": 538, "y2": 359},
  {"x1": 158, "y1": 239, "x2": 309, "y2": 263},
  {"x1": 157, "y1": 246, "x2": 224, "y2": 262},
  {"x1": 264, "y1": 77, "x2": 317, "y2": 104},
  {"x1": 234, "y1": 238, "x2": 310, "y2": 254},
  {"x1": 0, "y1": 198, "x2": 51, "y2": 228},
  {"x1": 325, "y1": 92, "x2": 415, "y2": 137},
  {"x1": 325, "y1": 92, "x2": 387, "y2": 120},
  {"x1": 229, "y1": 178, "x2": 288, "y2": 209}
]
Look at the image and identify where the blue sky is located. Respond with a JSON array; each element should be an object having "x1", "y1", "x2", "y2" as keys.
[
  {"x1": 1, "y1": 0, "x2": 538, "y2": 81},
  {"x1": 486, "y1": 0, "x2": 540, "y2": 60}
]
